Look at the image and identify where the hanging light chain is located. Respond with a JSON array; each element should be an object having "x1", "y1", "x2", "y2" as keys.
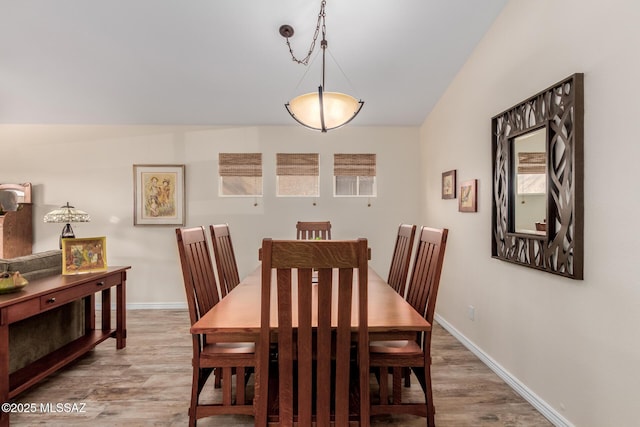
[
  {"x1": 283, "y1": 0, "x2": 326, "y2": 66},
  {"x1": 281, "y1": 0, "x2": 364, "y2": 132}
]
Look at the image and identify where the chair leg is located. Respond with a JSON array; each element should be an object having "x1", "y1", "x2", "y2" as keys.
[
  {"x1": 379, "y1": 367, "x2": 389, "y2": 404},
  {"x1": 222, "y1": 367, "x2": 233, "y2": 406},
  {"x1": 255, "y1": 347, "x2": 270, "y2": 427},
  {"x1": 411, "y1": 365, "x2": 435, "y2": 427},
  {"x1": 425, "y1": 364, "x2": 435, "y2": 427},
  {"x1": 189, "y1": 367, "x2": 200, "y2": 427},
  {"x1": 236, "y1": 367, "x2": 246, "y2": 405},
  {"x1": 379, "y1": 367, "x2": 405, "y2": 403},
  {"x1": 403, "y1": 367, "x2": 411, "y2": 387},
  {"x1": 214, "y1": 367, "x2": 222, "y2": 388},
  {"x1": 392, "y1": 367, "x2": 403, "y2": 404}
]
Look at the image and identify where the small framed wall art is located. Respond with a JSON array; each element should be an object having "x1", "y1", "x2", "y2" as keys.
[
  {"x1": 459, "y1": 179, "x2": 478, "y2": 212},
  {"x1": 62, "y1": 237, "x2": 107, "y2": 275},
  {"x1": 133, "y1": 164, "x2": 185, "y2": 225},
  {"x1": 442, "y1": 169, "x2": 456, "y2": 199}
]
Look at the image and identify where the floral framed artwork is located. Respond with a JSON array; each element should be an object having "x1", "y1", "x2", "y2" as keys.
[
  {"x1": 459, "y1": 179, "x2": 478, "y2": 212},
  {"x1": 442, "y1": 169, "x2": 456, "y2": 199},
  {"x1": 62, "y1": 237, "x2": 107, "y2": 275},
  {"x1": 134, "y1": 164, "x2": 185, "y2": 225}
]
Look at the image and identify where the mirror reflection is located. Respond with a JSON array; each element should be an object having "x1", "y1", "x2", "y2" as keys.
[
  {"x1": 512, "y1": 127, "x2": 547, "y2": 235},
  {"x1": 0, "y1": 189, "x2": 24, "y2": 212}
]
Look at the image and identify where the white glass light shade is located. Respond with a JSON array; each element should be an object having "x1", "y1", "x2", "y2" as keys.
[
  {"x1": 43, "y1": 202, "x2": 91, "y2": 224},
  {"x1": 286, "y1": 87, "x2": 364, "y2": 132}
]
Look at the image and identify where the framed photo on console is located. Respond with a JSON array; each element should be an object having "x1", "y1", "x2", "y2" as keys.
[
  {"x1": 133, "y1": 164, "x2": 185, "y2": 225},
  {"x1": 62, "y1": 237, "x2": 107, "y2": 275}
]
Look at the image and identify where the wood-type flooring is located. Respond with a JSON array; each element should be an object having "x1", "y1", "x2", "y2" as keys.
[{"x1": 9, "y1": 309, "x2": 552, "y2": 426}]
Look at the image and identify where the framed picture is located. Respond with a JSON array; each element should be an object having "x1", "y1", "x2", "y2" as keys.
[
  {"x1": 133, "y1": 164, "x2": 185, "y2": 225},
  {"x1": 459, "y1": 179, "x2": 478, "y2": 212},
  {"x1": 62, "y1": 237, "x2": 107, "y2": 275},
  {"x1": 442, "y1": 169, "x2": 456, "y2": 199}
]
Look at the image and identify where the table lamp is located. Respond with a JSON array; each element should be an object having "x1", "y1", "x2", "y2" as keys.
[{"x1": 43, "y1": 202, "x2": 91, "y2": 248}]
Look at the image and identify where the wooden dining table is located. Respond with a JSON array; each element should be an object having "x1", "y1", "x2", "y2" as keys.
[
  {"x1": 191, "y1": 265, "x2": 430, "y2": 342},
  {"x1": 190, "y1": 263, "x2": 431, "y2": 422}
]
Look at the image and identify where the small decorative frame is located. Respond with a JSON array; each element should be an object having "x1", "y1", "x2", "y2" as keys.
[
  {"x1": 134, "y1": 164, "x2": 185, "y2": 226},
  {"x1": 459, "y1": 179, "x2": 477, "y2": 212},
  {"x1": 442, "y1": 170, "x2": 456, "y2": 199},
  {"x1": 62, "y1": 237, "x2": 107, "y2": 275}
]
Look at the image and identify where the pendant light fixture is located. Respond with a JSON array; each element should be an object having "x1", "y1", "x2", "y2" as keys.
[{"x1": 280, "y1": 0, "x2": 364, "y2": 132}]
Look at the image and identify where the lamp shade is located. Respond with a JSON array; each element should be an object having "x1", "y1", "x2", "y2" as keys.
[
  {"x1": 43, "y1": 202, "x2": 91, "y2": 224},
  {"x1": 286, "y1": 87, "x2": 364, "y2": 132}
]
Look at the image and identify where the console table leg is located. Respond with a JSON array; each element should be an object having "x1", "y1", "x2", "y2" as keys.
[
  {"x1": 101, "y1": 288, "x2": 111, "y2": 331},
  {"x1": 0, "y1": 405, "x2": 8, "y2": 427},
  {"x1": 86, "y1": 294, "x2": 96, "y2": 332},
  {"x1": 1, "y1": 321, "x2": 10, "y2": 427},
  {"x1": 116, "y1": 280, "x2": 126, "y2": 349}
]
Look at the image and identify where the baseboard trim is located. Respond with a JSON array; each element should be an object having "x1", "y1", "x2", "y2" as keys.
[{"x1": 434, "y1": 314, "x2": 573, "y2": 427}]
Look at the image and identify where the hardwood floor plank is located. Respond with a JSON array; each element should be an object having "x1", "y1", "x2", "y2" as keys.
[{"x1": 9, "y1": 309, "x2": 552, "y2": 426}]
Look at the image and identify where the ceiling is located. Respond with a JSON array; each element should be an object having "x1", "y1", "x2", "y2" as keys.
[{"x1": 0, "y1": 0, "x2": 507, "y2": 127}]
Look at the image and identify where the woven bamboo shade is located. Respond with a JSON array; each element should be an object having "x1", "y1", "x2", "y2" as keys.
[
  {"x1": 219, "y1": 153, "x2": 262, "y2": 177},
  {"x1": 334, "y1": 154, "x2": 376, "y2": 176},
  {"x1": 517, "y1": 152, "x2": 545, "y2": 174},
  {"x1": 276, "y1": 153, "x2": 319, "y2": 176}
]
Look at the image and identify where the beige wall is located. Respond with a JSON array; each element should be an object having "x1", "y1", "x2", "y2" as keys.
[
  {"x1": 1, "y1": 124, "x2": 421, "y2": 306},
  {"x1": 419, "y1": 0, "x2": 640, "y2": 426},
  {"x1": 4, "y1": 0, "x2": 640, "y2": 424}
]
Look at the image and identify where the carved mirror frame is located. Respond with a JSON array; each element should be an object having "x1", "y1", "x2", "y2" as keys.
[{"x1": 491, "y1": 74, "x2": 584, "y2": 279}]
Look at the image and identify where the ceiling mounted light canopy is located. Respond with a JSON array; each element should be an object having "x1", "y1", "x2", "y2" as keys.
[{"x1": 280, "y1": 0, "x2": 363, "y2": 132}]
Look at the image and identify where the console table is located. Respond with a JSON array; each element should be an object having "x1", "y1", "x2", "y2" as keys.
[{"x1": 0, "y1": 266, "x2": 129, "y2": 426}]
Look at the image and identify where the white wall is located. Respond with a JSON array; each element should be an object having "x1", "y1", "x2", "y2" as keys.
[
  {"x1": 419, "y1": 0, "x2": 640, "y2": 426},
  {"x1": 1, "y1": 124, "x2": 421, "y2": 306}
]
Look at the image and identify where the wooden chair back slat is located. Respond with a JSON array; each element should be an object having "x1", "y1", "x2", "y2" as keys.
[
  {"x1": 387, "y1": 224, "x2": 417, "y2": 297},
  {"x1": 257, "y1": 238, "x2": 369, "y2": 427},
  {"x1": 334, "y1": 268, "x2": 355, "y2": 426},
  {"x1": 176, "y1": 226, "x2": 221, "y2": 326},
  {"x1": 210, "y1": 224, "x2": 241, "y2": 298},
  {"x1": 405, "y1": 227, "x2": 448, "y2": 321},
  {"x1": 297, "y1": 268, "x2": 313, "y2": 424},
  {"x1": 296, "y1": 221, "x2": 332, "y2": 240}
]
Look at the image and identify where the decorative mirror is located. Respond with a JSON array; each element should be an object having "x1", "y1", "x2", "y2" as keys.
[
  {"x1": 0, "y1": 183, "x2": 33, "y2": 258},
  {"x1": 0, "y1": 183, "x2": 32, "y2": 212},
  {"x1": 491, "y1": 74, "x2": 584, "y2": 279}
]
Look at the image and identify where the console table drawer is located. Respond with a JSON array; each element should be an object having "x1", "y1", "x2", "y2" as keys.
[
  {"x1": 40, "y1": 274, "x2": 121, "y2": 310},
  {"x1": 5, "y1": 299, "x2": 40, "y2": 324}
]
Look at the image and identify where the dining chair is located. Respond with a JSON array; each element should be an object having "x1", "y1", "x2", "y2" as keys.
[
  {"x1": 296, "y1": 220, "x2": 332, "y2": 240},
  {"x1": 384, "y1": 223, "x2": 417, "y2": 389},
  {"x1": 369, "y1": 226, "x2": 448, "y2": 427},
  {"x1": 210, "y1": 223, "x2": 241, "y2": 298},
  {"x1": 176, "y1": 226, "x2": 256, "y2": 426},
  {"x1": 387, "y1": 223, "x2": 417, "y2": 298},
  {"x1": 255, "y1": 238, "x2": 370, "y2": 427}
]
